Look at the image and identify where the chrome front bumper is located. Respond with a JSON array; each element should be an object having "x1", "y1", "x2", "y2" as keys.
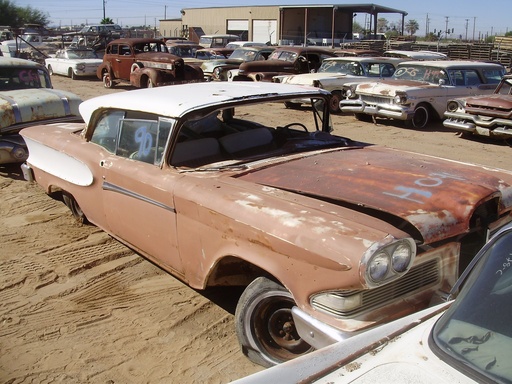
[
  {"x1": 443, "y1": 112, "x2": 512, "y2": 138},
  {"x1": 340, "y1": 99, "x2": 411, "y2": 121},
  {"x1": 292, "y1": 307, "x2": 357, "y2": 349}
]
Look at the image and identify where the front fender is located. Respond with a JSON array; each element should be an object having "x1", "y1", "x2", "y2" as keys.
[
  {"x1": 96, "y1": 63, "x2": 112, "y2": 80},
  {"x1": 129, "y1": 67, "x2": 161, "y2": 88}
]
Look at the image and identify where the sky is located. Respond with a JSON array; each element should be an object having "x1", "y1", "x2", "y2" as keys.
[{"x1": 14, "y1": 0, "x2": 511, "y2": 38}]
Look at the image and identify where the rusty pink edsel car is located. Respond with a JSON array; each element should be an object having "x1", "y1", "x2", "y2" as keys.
[{"x1": 20, "y1": 82, "x2": 512, "y2": 367}]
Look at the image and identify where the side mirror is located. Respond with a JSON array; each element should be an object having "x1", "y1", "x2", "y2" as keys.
[{"x1": 438, "y1": 79, "x2": 446, "y2": 86}]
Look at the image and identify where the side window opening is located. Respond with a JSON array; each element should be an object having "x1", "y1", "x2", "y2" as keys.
[
  {"x1": 117, "y1": 119, "x2": 158, "y2": 163},
  {"x1": 90, "y1": 111, "x2": 125, "y2": 152},
  {"x1": 90, "y1": 111, "x2": 173, "y2": 165}
]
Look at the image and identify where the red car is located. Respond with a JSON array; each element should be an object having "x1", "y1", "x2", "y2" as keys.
[{"x1": 96, "y1": 38, "x2": 203, "y2": 88}]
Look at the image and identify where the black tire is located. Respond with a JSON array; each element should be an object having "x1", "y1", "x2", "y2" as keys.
[
  {"x1": 62, "y1": 193, "x2": 87, "y2": 224},
  {"x1": 284, "y1": 101, "x2": 301, "y2": 110},
  {"x1": 406, "y1": 104, "x2": 430, "y2": 129},
  {"x1": 47, "y1": 65, "x2": 54, "y2": 75},
  {"x1": 328, "y1": 92, "x2": 342, "y2": 114},
  {"x1": 235, "y1": 277, "x2": 313, "y2": 367}
]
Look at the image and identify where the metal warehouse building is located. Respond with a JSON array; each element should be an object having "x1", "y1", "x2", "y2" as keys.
[{"x1": 160, "y1": 3, "x2": 407, "y2": 47}]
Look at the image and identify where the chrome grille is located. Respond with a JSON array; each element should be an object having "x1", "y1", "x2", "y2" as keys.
[
  {"x1": 360, "y1": 95, "x2": 392, "y2": 105},
  {"x1": 314, "y1": 259, "x2": 439, "y2": 318}
]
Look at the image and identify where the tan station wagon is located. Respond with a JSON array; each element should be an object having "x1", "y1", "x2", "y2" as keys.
[
  {"x1": 340, "y1": 60, "x2": 506, "y2": 128},
  {"x1": 20, "y1": 82, "x2": 512, "y2": 368}
]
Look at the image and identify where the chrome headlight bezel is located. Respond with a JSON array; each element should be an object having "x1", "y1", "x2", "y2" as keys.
[
  {"x1": 345, "y1": 86, "x2": 357, "y2": 99},
  {"x1": 394, "y1": 92, "x2": 408, "y2": 105},
  {"x1": 76, "y1": 64, "x2": 85, "y2": 70},
  {"x1": 446, "y1": 99, "x2": 466, "y2": 113},
  {"x1": 362, "y1": 237, "x2": 416, "y2": 288}
]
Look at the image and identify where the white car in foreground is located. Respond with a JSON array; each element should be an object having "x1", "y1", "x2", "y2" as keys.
[
  {"x1": 233, "y1": 223, "x2": 512, "y2": 383},
  {"x1": 45, "y1": 48, "x2": 103, "y2": 79}
]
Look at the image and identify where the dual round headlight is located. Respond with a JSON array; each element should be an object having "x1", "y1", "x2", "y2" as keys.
[{"x1": 367, "y1": 240, "x2": 415, "y2": 285}]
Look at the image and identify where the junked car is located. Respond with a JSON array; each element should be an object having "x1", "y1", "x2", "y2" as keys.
[
  {"x1": 20, "y1": 82, "x2": 512, "y2": 368},
  {"x1": 165, "y1": 42, "x2": 203, "y2": 58},
  {"x1": 198, "y1": 34, "x2": 240, "y2": 48},
  {"x1": 273, "y1": 56, "x2": 404, "y2": 113},
  {"x1": 96, "y1": 38, "x2": 204, "y2": 88},
  {"x1": 339, "y1": 60, "x2": 505, "y2": 128},
  {"x1": 233, "y1": 223, "x2": 512, "y2": 384},
  {"x1": 229, "y1": 46, "x2": 337, "y2": 82},
  {"x1": 202, "y1": 45, "x2": 275, "y2": 81},
  {"x1": 0, "y1": 57, "x2": 82, "y2": 164},
  {"x1": 194, "y1": 47, "x2": 233, "y2": 61},
  {"x1": 443, "y1": 74, "x2": 512, "y2": 140},
  {"x1": 45, "y1": 48, "x2": 103, "y2": 80},
  {"x1": 0, "y1": 56, "x2": 52, "y2": 90}
]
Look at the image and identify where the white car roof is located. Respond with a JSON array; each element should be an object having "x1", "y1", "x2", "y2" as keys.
[
  {"x1": 78, "y1": 82, "x2": 328, "y2": 125},
  {"x1": 0, "y1": 56, "x2": 44, "y2": 68},
  {"x1": 397, "y1": 60, "x2": 504, "y2": 69},
  {"x1": 324, "y1": 56, "x2": 403, "y2": 63}
]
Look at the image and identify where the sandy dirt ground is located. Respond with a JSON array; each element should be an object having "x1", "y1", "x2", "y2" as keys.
[{"x1": 1, "y1": 75, "x2": 511, "y2": 384}]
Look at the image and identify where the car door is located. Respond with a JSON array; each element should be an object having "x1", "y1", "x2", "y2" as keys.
[
  {"x1": 112, "y1": 43, "x2": 134, "y2": 80},
  {"x1": 53, "y1": 51, "x2": 66, "y2": 75},
  {"x1": 91, "y1": 114, "x2": 185, "y2": 275}
]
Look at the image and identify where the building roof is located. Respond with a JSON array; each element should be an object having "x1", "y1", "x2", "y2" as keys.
[{"x1": 279, "y1": 4, "x2": 407, "y2": 16}]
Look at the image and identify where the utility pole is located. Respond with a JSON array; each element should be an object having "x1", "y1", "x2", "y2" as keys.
[
  {"x1": 103, "y1": 0, "x2": 106, "y2": 20},
  {"x1": 465, "y1": 19, "x2": 469, "y2": 41},
  {"x1": 473, "y1": 17, "x2": 476, "y2": 41},
  {"x1": 445, "y1": 16, "x2": 449, "y2": 39},
  {"x1": 425, "y1": 13, "x2": 430, "y2": 35}
]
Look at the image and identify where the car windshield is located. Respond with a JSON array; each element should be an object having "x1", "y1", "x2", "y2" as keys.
[
  {"x1": 168, "y1": 96, "x2": 352, "y2": 169},
  {"x1": 432, "y1": 228, "x2": 512, "y2": 383},
  {"x1": 497, "y1": 77, "x2": 512, "y2": 95},
  {"x1": 168, "y1": 46, "x2": 198, "y2": 57},
  {"x1": 318, "y1": 60, "x2": 363, "y2": 75},
  {"x1": 393, "y1": 65, "x2": 448, "y2": 84},
  {"x1": 268, "y1": 50, "x2": 298, "y2": 62},
  {"x1": 0, "y1": 66, "x2": 51, "y2": 90},
  {"x1": 66, "y1": 50, "x2": 98, "y2": 59},
  {"x1": 133, "y1": 42, "x2": 168, "y2": 53},
  {"x1": 229, "y1": 49, "x2": 258, "y2": 61}
]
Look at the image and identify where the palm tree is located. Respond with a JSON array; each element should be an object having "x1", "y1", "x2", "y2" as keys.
[{"x1": 405, "y1": 19, "x2": 420, "y2": 36}]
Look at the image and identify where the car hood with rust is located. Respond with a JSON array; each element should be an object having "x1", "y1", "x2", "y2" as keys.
[
  {"x1": 0, "y1": 88, "x2": 82, "y2": 134},
  {"x1": 236, "y1": 146, "x2": 512, "y2": 244},
  {"x1": 355, "y1": 79, "x2": 438, "y2": 96},
  {"x1": 134, "y1": 52, "x2": 184, "y2": 64},
  {"x1": 464, "y1": 93, "x2": 512, "y2": 118}
]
